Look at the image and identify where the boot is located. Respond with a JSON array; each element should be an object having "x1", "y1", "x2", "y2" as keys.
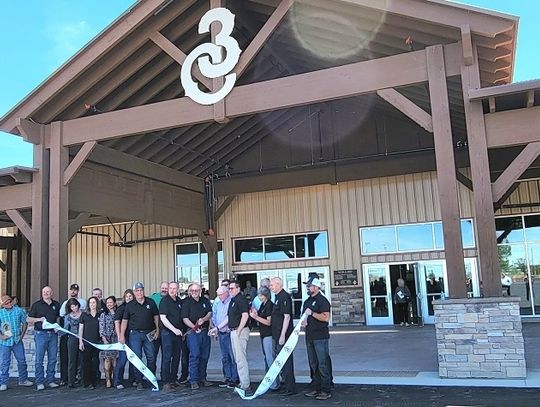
[{"x1": 104, "y1": 358, "x2": 112, "y2": 388}]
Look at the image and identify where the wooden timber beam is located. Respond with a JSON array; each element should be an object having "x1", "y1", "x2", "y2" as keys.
[
  {"x1": 427, "y1": 44, "x2": 466, "y2": 299},
  {"x1": 233, "y1": 0, "x2": 295, "y2": 78},
  {"x1": 461, "y1": 24, "x2": 473, "y2": 66},
  {"x1": 492, "y1": 142, "x2": 540, "y2": 203},
  {"x1": 63, "y1": 141, "x2": 97, "y2": 186},
  {"x1": 148, "y1": 31, "x2": 212, "y2": 90},
  {"x1": 376, "y1": 89, "x2": 433, "y2": 132},
  {"x1": 5, "y1": 210, "x2": 32, "y2": 244},
  {"x1": 87, "y1": 144, "x2": 204, "y2": 193},
  {"x1": 68, "y1": 212, "x2": 91, "y2": 241},
  {"x1": 0, "y1": 184, "x2": 32, "y2": 211},
  {"x1": 15, "y1": 118, "x2": 45, "y2": 145},
  {"x1": 69, "y1": 165, "x2": 206, "y2": 231},
  {"x1": 527, "y1": 90, "x2": 535, "y2": 108},
  {"x1": 0, "y1": 259, "x2": 5, "y2": 272},
  {"x1": 215, "y1": 195, "x2": 236, "y2": 220},
  {"x1": 485, "y1": 106, "x2": 540, "y2": 148},
  {"x1": 60, "y1": 42, "x2": 462, "y2": 146},
  {"x1": 332, "y1": 0, "x2": 515, "y2": 37},
  {"x1": 461, "y1": 43, "x2": 500, "y2": 297},
  {"x1": 456, "y1": 170, "x2": 473, "y2": 191}
]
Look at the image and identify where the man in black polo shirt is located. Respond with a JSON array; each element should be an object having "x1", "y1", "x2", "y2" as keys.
[
  {"x1": 270, "y1": 277, "x2": 296, "y2": 395},
  {"x1": 159, "y1": 281, "x2": 185, "y2": 391},
  {"x1": 112, "y1": 289, "x2": 134, "y2": 389},
  {"x1": 119, "y1": 282, "x2": 159, "y2": 390},
  {"x1": 27, "y1": 286, "x2": 61, "y2": 391},
  {"x1": 301, "y1": 276, "x2": 332, "y2": 400},
  {"x1": 227, "y1": 280, "x2": 251, "y2": 395},
  {"x1": 181, "y1": 283, "x2": 212, "y2": 390}
]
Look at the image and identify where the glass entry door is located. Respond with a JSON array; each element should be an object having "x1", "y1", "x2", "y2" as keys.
[
  {"x1": 417, "y1": 261, "x2": 447, "y2": 324},
  {"x1": 363, "y1": 264, "x2": 393, "y2": 325}
]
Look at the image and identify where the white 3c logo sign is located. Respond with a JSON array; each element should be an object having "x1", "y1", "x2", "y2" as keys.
[{"x1": 181, "y1": 8, "x2": 241, "y2": 106}]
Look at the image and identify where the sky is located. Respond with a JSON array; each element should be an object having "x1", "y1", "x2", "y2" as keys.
[{"x1": 0, "y1": 0, "x2": 538, "y2": 168}]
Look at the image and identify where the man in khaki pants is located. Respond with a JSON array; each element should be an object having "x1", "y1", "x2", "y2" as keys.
[{"x1": 227, "y1": 281, "x2": 252, "y2": 396}]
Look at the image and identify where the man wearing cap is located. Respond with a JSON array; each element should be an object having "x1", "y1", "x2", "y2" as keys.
[
  {"x1": 181, "y1": 282, "x2": 212, "y2": 390},
  {"x1": 119, "y1": 282, "x2": 160, "y2": 390},
  {"x1": 59, "y1": 283, "x2": 86, "y2": 386},
  {"x1": 0, "y1": 295, "x2": 34, "y2": 391},
  {"x1": 302, "y1": 276, "x2": 332, "y2": 400},
  {"x1": 270, "y1": 277, "x2": 296, "y2": 396},
  {"x1": 27, "y1": 286, "x2": 61, "y2": 390}
]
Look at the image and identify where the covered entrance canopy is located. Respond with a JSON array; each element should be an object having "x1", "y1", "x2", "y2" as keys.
[{"x1": 1, "y1": 0, "x2": 537, "y2": 304}]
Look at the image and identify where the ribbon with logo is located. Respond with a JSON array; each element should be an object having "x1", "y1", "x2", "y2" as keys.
[
  {"x1": 42, "y1": 321, "x2": 159, "y2": 391},
  {"x1": 235, "y1": 312, "x2": 307, "y2": 400}
]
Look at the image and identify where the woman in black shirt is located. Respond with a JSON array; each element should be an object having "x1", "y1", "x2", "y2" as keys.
[
  {"x1": 249, "y1": 287, "x2": 279, "y2": 391},
  {"x1": 79, "y1": 296, "x2": 102, "y2": 389}
]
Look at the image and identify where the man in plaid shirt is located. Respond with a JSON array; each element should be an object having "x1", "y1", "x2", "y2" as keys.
[{"x1": 0, "y1": 295, "x2": 33, "y2": 391}]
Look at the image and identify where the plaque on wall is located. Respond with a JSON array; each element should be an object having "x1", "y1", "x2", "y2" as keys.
[{"x1": 333, "y1": 269, "x2": 359, "y2": 287}]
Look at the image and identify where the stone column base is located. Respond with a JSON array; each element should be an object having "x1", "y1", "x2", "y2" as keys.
[{"x1": 434, "y1": 297, "x2": 526, "y2": 379}]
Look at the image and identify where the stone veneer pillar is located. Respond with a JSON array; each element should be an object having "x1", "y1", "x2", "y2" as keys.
[{"x1": 434, "y1": 297, "x2": 526, "y2": 379}]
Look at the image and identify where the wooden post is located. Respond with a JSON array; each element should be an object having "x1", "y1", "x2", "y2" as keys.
[
  {"x1": 427, "y1": 45, "x2": 467, "y2": 298},
  {"x1": 31, "y1": 141, "x2": 50, "y2": 301},
  {"x1": 198, "y1": 230, "x2": 218, "y2": 299},
  {"x1": 461, "y1": 45, "x2": 501, "y2": 297},
  {"x1": 48, "y1": 122, "x2": 69, "y2": 297}
]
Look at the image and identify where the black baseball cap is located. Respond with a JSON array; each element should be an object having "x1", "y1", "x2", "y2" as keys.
[{"x1": 70, "y1": 283, "x2": 80, "y2": 290}]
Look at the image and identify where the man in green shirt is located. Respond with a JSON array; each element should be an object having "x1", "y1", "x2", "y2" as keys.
[{"x1": 150, "y1": 282, "x2": 169, "y2": 359}]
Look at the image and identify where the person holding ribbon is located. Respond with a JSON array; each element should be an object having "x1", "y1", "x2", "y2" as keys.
[
  {"x1": 301, "y1": 276, "x2": 332, "y2": 401},
  {"x1": 270, "y1": 277, "x2": 297, "y2": 396},
  {"x1": 63, "y1": 298, "x2": 83, "y2": 388},
  {"x1": 181, "y1": 282, "x2": 212, "y2": 390},
  {"x1": 120, "y1": 282, "x2": 160, "y2": 391},
  {"x1": 27, "y1": 286, "x2": 61, "y2": 391},
  {"x1": 79, "y1": 297, "x2": 102, "y2": 389},
  {"x1": 113, "y1": 289, "x2": 135, "y2": 389}
]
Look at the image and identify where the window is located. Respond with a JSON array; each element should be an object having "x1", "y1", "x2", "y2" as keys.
[
  {"x1": 496, "y1": 216, "x2": 524, "y2": 244},
  {"x1": 233, "y1": 231, "x2": 329, "y2": 264},
  {"x1": 524, "y1": 215, "x2": 540, "y2": 242},
  {"x1": 175, "y1": 241, "x2": 224, "y2": 290},
  {"x1": 360, "y1": 219, "x2": 476, "y2": 255}
]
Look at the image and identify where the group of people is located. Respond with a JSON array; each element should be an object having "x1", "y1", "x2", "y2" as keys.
[{"x1": 0, "y1": 275, "x2": 333, "y2": 400}]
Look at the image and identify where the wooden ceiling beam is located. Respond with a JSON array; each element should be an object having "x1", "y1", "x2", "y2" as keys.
[
  {"x1": 376, "y1": 89, "x2": 433, "y2": 132},
  {"x1": 63, "y1": 141, "x2": 97, "y2": 186},
  {"x1": 0, "y1": 184, "x2": 32, "y2": 211},
  {"x1": 485, "y1": 106, "x2": 540, "y2": 149},
  {"x1": 5, "y1": 209, "x2": 32, "y2": 244}
]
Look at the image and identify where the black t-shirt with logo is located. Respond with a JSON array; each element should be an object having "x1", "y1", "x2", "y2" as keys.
[
  {"x1": 29, "y1": 299, "x2": 61, "y2": 331},
  {"x1": 228, "y1": 294, "x2": 249, "y2": 329},
  {"x1": 159, "y1": 295, "x2": 185, "y2": 332},
  {"x1": 258, "y1": 300, "x2": 273, "y2": 338},
  {"x1": 271, "y1": 289, "x2": 294, "y2": 340},
  {"x1": 302, "y1": 292, "x2": 331, "y2": 341},
  {"x1": 80, "y1": 312, "x2": 101, "y2": 343},
  {"x1": 181, "y1": 296, "x2": 212, "y2": 329},
  {"x1": 122, "y1": 297, "x2": 159, "y2": 332}
]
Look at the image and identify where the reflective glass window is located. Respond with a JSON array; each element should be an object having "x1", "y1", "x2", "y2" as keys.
[
  {"x1": 434, "y1": 223, "x2": 444, "y2": 249},
  {"x1": 396, "y1": 223, "x2": 434, "y2": 251},
  {"x1": 496, "y1": 217, "x2": 524, "y2": 244},
  {"x1": 525, "y1": 215, "x2": 540, "y2": 242},
  {"x1": 361, "y1": 227, "x2": 396, "y2": 254},
  {"x1": 176, "y1": 243, "x2": 200, "y2": 265},
  {"x1": 461, "y1": 219, "x2": 475, "y2": 248},
  {"x1": 234, "y1": 238, "x2": 264, "y2": 262},
  {"x1": 264, "y1": 236, "x2": 295, "y2": 260},
  {"x1": 308, "y1": 232, "x2": 328, "y2": 258}
]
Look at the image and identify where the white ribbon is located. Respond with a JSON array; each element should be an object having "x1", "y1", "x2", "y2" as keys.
[
  {"x1": 42, "y1": 321, "x2": 159, "y2": 391},
  {"x1": 235, "y1": 312, "x2": 307, "y2": 400}
]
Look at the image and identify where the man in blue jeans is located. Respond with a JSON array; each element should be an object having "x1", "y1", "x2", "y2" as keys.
[
  {"x1": 0, "y1": 295, "x2": 34, "y2": 391},
  {"x1": 301, "y1": 276, "x2": 332, "y2": 401},
  {"x1": 119, "y1": 282, "x2": 160, "y2": 391},
  {"x1": 159, "y1": 281, "x2": 185, "y2": 392},
  {"x1": 209, "y1": 285, "x2": 238, "y2": 388},
  {"x1": 181, "y1": 283, "x2": 212, "y2": 390},
  {"x1": 27, "y1": 286, "x2": 61, "y2": 391}
]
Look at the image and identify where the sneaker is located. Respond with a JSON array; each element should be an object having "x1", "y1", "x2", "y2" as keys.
[
  {"x1": 136, "y1": 383, "x2": 144, "y2": 391},
  {"x1": 0, "y1": 385, "x2": 7, "y2": 391},
  {"x1": 116, "y1": 384, "x2": 125, "y2": 390},
  {"x1": 400, "y1": 322, "x2": 405, "y2": 326},
  {"x1": 305, "y1": 390, "x2": 319, "y2": 397},
  {"x1": 162, "y1": 383, "x2": 174, "y2": 392},
  {"x1": 132, "y1": 381, "x2": 138, "y2": 387},
  {"x1": 18, "y1": 380, "x2": 34, "y2": 387},
  {"x1": 315, "y1": 391, "x2": 332, "y2": 400},
  {"x1": 243, "y1": 387, "x2": 254, "y2": 397},
  {"x1": 191, "y1": 383, "x2": 200, "y2": 390},
  {"x1": 405, "y1": 322, "x2": 410, "y2": 327},
  {"x1": 200, "y1": 380, "x2": 213, "y2": 387},
  {"x1": 48, "y1": 382, "x2": 60, "y2": 388},
  {"x1": 37, "y1": 384, "x2": 45, "y2": 391},
  {"x1": 218, "y1": 381, "x2": 230, "y2": 388},
  {"x1": 226, "y1": 382, "x2": 237, "y2": 389},
  {"x1": 178, "y1": 378, "x2": 189, "y2": 385}
]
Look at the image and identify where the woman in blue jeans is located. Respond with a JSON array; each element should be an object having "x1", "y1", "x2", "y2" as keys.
[{"x1": 249, "y1": 287, "x2": 279, "y2": 391}]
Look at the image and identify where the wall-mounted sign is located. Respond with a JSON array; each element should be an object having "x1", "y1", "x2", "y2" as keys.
[
  {"x1": 333, "y1": 269, "x2": 359, "y2": 287},
  {"x1": 181, "y1": 8, "x2": 241, "y2": 105}
]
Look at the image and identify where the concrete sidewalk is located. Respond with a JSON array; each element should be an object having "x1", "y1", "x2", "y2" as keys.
[{"x1": 205, "y1": 322, "x2": 540, "y2": 388}]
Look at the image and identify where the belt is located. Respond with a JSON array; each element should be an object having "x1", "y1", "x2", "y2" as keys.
[
  {"x1": 35, "y1": 330, "x2": 56, "y2": 334},
  {"x1": 130, "y1": 329, "x2": 151, "y2": 333},
  {"x1": 218, "y1": 330, "x2": 230, "y2": 335}
]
